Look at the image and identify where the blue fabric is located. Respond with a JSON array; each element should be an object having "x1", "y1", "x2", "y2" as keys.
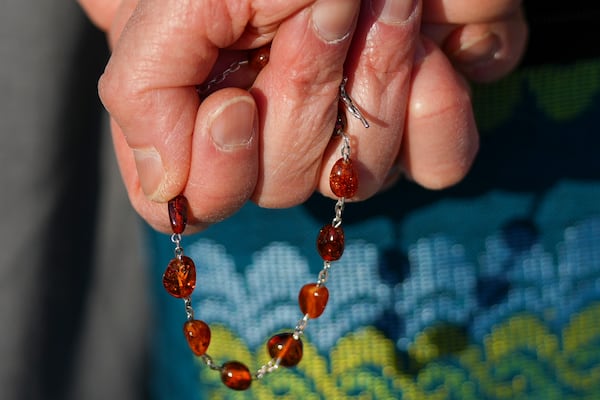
[{"x1": 147, "y1": 59, "x2": 600, "y2": 399}]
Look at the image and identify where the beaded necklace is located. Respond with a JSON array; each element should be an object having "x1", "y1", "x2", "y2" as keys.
[{"x1": 161, "y1": 46, "x2": 369, "y2": 391}]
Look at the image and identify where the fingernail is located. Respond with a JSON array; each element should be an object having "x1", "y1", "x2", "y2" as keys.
[
  {"x1": 312, "y1": 0, "x2": 359, "y2": 44},
  {"x1": 133, "y1": 147, "x2": 166, "y2": 199},
  {"x1": 371, "y1": 0, "x2": 418, "y2": 25},
  {"x1": 453, "y1": 32, "x2": 502, "y2": 66},
  {"x1": 208, "y1": 97, "x2": 256, "y2": 152}
]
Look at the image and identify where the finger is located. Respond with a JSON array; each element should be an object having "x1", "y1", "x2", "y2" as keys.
[
  {"x1": 441, "y1": 9, "x2": 528, "y2": 82},
  {"x1": 114, "y1": 89, "x2": 260, "y2": 233},
  {"x1": 316, "y1": 0, "x2": 422, "y2": 199},
  {"x1": 78, "y1": 0, "x2": 138, "y2": 47},
  {"x1": 399, "y1": 37, "x2": 479, "y2": 189},
  {"x1": 99, "y1": 0, "x2": 314, "y2": 224},
  {"x1": 78, "y1": 0, "x2": 121, "y2": 31},
  {"x1": 422, "y1": 0, "x2": 521, "y2": 24},
  {"x1": 250, "y1": 0, "x2": 361, "y2": 207}
]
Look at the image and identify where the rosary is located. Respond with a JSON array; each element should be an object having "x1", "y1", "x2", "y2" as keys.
[{"x1": 161, "y1": 45, "x2": 369, "y2": 391}]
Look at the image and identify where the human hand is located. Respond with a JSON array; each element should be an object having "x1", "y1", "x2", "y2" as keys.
[{"x1": 79, "y1": 0, "x2": 526, "y2": 233}]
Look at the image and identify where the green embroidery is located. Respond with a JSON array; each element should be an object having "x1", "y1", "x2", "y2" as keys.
[
  {"x1": 473, "y1": 58, "x2": 600, "y2": 132},
  {"x1": 198, "y1": 302, "x2": 600, "y2": 399}
]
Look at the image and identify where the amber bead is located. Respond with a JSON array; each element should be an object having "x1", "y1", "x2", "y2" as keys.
[
  {"x1": 329, "y1": 158, "x2": 358, "y2": 198},
  {"x1": 267, "y1": 333, "x2": 303, "y2": 367},
  {"x1": 183, "y1": 320, "x2": 211, "y2": 356},
  {"x1": 168, "y1": 195, "x2": 189, "y2": 234},
  {"x1": 221, "y1": 361, "x2": 252, "y2": 390},
  {"x1": 316, "y1": 223, "x2": 345, "y2": 261},
  {"x1": 248, "y1": 46, "x2": 270, "y2": 71},
  {"x1": 298, "y1": 283, "x2": 329, "y2": 318},
  {"x1": 162, "y1": 256, "x2": 196, "y2": 298}
]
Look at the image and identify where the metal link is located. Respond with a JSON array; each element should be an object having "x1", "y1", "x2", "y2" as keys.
[
  {"x1": 183, "y1": 297, "x2": 194, "y2": 321},
  {"x1": 201, "y1": 354, "x2": 223, "y2": 372},
  {"x1": 171, "y1": 233, "x2": 184, "y2": 259},
  {"x1": 332, "y1": 198, "x2": 345, "y2": 227},
  {"x1": 341, "y1": 132, "x2": 351, "y2": 161},
  {"x1": 255, "y1": 359, "x2": 279, "y2": 380},
  {"x1": 339, "y1": 77, "x2": 370, "y2": 129},
  {"x1": 317, "y1": 261, "x2": 331, "y2": 286},
  {"x1": 197, "y1": 60, "x2": 249, "y2": 96},
  {"x1": 294, "y1": 314, "x2": 309, "y2": 339}
]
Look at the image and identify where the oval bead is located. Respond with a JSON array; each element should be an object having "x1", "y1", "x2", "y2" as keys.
[
  {"x1": 183, "y1": 320, "x2": 211, "y2": 356},
  {"x1": 221, "y1": 361, "x2": 252, "y2": 390},
  {"x1": 248, "y1": 46, "x2": 270, "y2": 71},
  {"x1": 267, "y1": 333, "x2": 303, "y2": 367},
  {"x1": 329, "y1": 158, "x2": 358, "y2": 198},
  {"x1": 162, "y1": 256, "x2": 196, "y2": 298},
  {"x1": 168, "y1": 194, "x2": 189, "y2": 234},
  {"x1": 298, "y1": 283, "x2": 329, "y2": 319},
  {"x1": 316, "y1": 223, "x2": 345, "y2": 261}
]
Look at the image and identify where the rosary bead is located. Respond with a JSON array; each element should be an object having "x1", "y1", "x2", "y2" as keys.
[
  {"x1": 298, "y1": 283, "x2": 329, "y2": 318},
  {"x1": 221, "y1": 361, "x2": 252, "y2": 390},
  {"x1": 162, "y1": 256, "x2": 196, "y2": 298},
  {"x1": 183, "y1": 320, "x2": 211, "y2": 356},
  {"x1": 168, "y1": 195, "x2": 189, "y2": 234},
  {"x1": 316, "y1": 223, "x2": 345, "y2": 261},
  {"x1": 329, "y1": 158, "x2": 358, "y2": 198},
  {"x1": 267, "y1": 333, "x2": 303, "y2": 367},
  {"x1": 248, "y1": 46, "x2": 270, "y2": 71}
]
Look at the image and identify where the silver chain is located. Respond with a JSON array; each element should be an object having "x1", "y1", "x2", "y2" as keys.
[
  {"x1": 197, "y1": 60, "x2": 249, "y2": 96},
  {"x1": 175, "y1": 76, "x2": 370, "y2": 386}
]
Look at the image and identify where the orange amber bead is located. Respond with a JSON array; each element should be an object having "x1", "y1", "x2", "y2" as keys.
[
  {"x1": 329, "y1": 158, "x2": 358, "y2": 198},
  {"x1": 221, "y1": 361, "x2": 252, "y2": 390},
  {"x1": 317, "y1": 223, "x2": 345, "y2": 261},
  {"x1": 298, "y1": 283, "x2": 329, "y2": 318},
  {"x1": 183, "y1": 320, "x2": 211, "y2": 356},
  {"x1": 168, "y1": 195, "x2": 189, "y2": 234},
  {"x1": 248, "y1": 46, "x2": 270, "y2": 71},
  {"x1": 267, "y1": 333, "x2": 303, "y2": 367},
  {"x1": 162, "y1": 256, "x2": 196, "y2": 298}
]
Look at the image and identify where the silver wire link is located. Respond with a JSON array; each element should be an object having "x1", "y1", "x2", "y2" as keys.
[
  {"x1": 294, "y1": 314, "x2": 309, "y2": 339},
  {"x1": 197, "y1": 60, "x2": 249, "y2": 96},
  {"x1": 340, "y1": 132, "x2": 351, "y2": 161},
  {"x1": 317, "y1": 261, "x2": 331, "y2": 286},
  {"x1": 339, "y1": 77, "x2": 370, "y2": 129},
  {"x1": 255, "y1": 359, "x2": 279, "y2": 380},
  {"x1": 201, "y1": 354, "x2": 223, "y2": 372},
  {"x1": 171, "y1": 233, "x2": 184, "y2": 259},
  {"x1": 183, "y1": 297, "x2": 194, "y2": 321},
  {"x1": 332, "y1": 198, "x2": 345, "y2": 227}
]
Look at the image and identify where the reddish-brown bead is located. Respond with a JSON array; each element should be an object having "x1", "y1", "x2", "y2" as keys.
[
  {"x1": 316, "y1": 223, "x2": 345, "y2": 261},
  {"x1": 298, "y1": 283, "x2": 329, "y2": 318},
  {"x1": 162, "y1": 256, "x2": 196, "y2": 298},
  {"x1": 183, "y1": 320, "x2": 211, "y2": 356},
  {"x1": 248, "y1": 46, "x2": 270, "y2": 71},
  {"x1": 221, "y1": 361, "x2": 252, "y2": 390},
  {"x1": 168, "y1": 195, "x2": 189, "y2": 234},
  {"x1": 329, "y1": 158, "x2": 358, "y2": 198},
  {"x1": 267, "y1": 333, "x2": 303, "y2": 367}
]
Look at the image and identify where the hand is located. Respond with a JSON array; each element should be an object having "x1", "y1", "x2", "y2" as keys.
[{"x1": 79, "y1": 0, "x2": 526, "y2": 233}]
